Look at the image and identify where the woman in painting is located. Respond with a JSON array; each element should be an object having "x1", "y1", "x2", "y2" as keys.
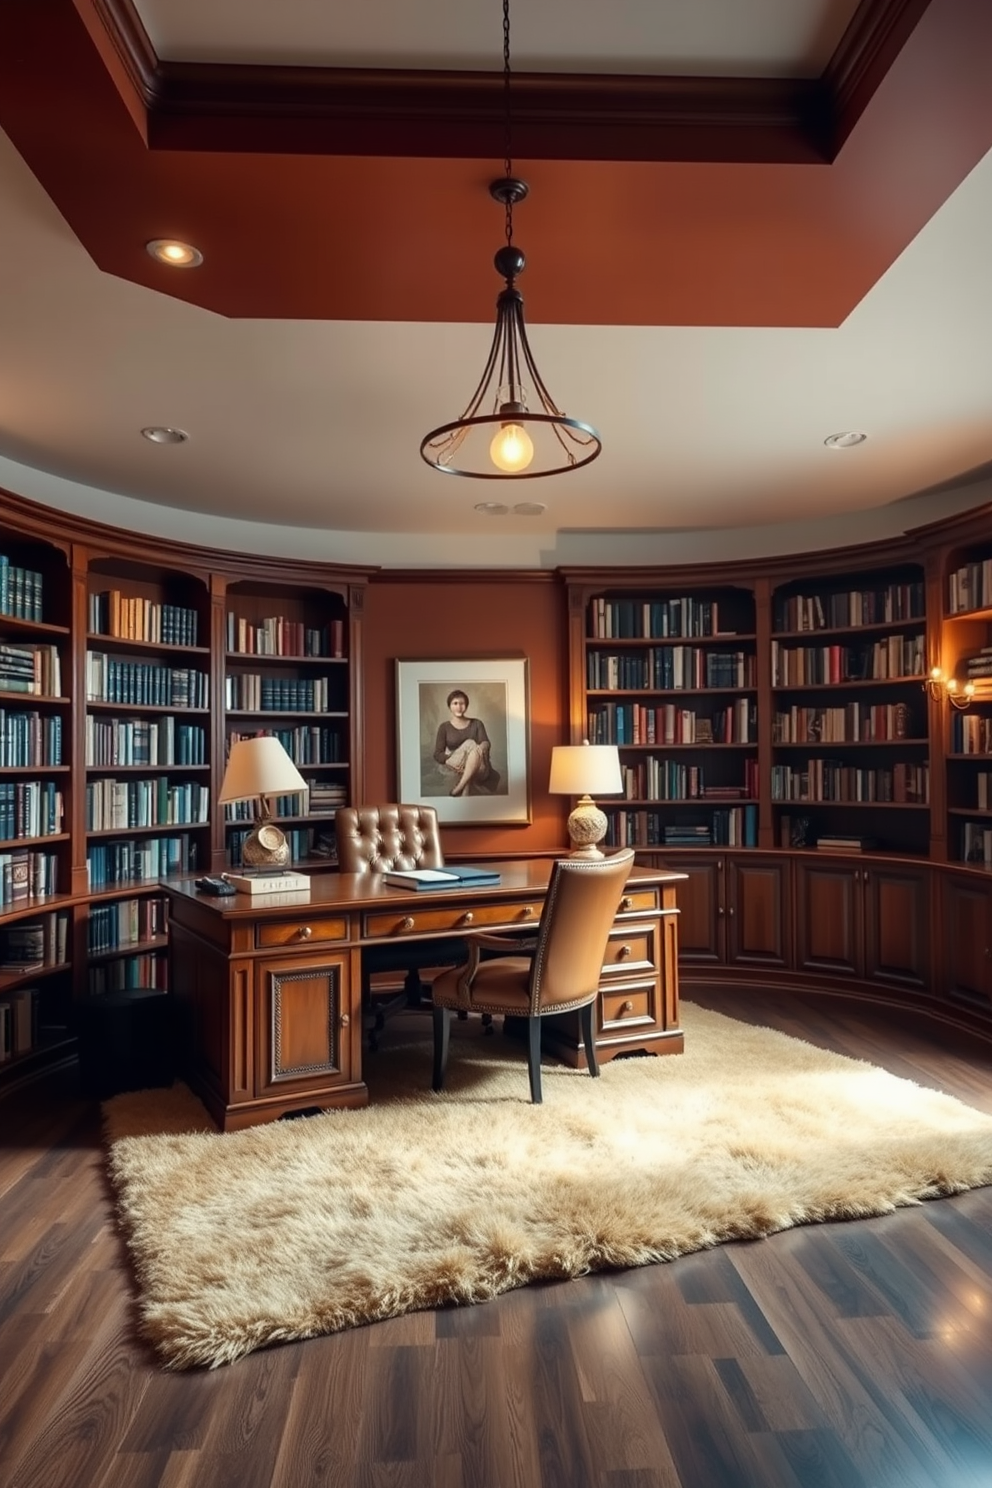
[{"x1": 433, "y1": 689, "x2": 497, "y2": 796}]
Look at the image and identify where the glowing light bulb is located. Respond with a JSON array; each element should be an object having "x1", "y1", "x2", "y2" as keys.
[{"x1": 490, "y1": 421, "x2": 534, "y2": 473}]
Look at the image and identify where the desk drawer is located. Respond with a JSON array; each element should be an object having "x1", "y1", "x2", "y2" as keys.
[
  {"x1": 256, "y1": 916, "x2": 349, "y2": 950},
  {"x1": 617, "y1": 887, "x2": 659, "y2": 915},
  {"x1": 600, "y1": 980, "x2": 657, "y2": 1031},
  {"x1": 365, "y1": 900, "x2": 539, "y2": 939},
  {"x1": 600, "y1": 919, "x2": 659, "y2": 979}
]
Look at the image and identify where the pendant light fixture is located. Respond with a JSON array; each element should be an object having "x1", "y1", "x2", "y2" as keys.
[{"x1": 420, "y1": 0, "x2": 602, "y2": 480}]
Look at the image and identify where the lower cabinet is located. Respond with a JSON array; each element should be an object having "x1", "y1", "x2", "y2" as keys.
[
  {"x1": 940, "y1": 872, "x2": 992, "y2": 1013},
  {"x1": 253, "y1": 953, "x2": 357, "y2": 1105},
  {"x1": 671, "y1": 853, "x2": 791, "y2": 970},
  {"x1": 794, "y1": 857, "x2": 931, "y2": 991},
  {"x1": 169, "y1": 917, "x2": 366, "y2": 1131}
]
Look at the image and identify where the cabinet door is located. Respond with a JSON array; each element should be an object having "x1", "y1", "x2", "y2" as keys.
[
  {"x1": 726, "y1": 855, "x2": 791, "y2": 969},
  {"x1": 863, "y1": 862, "x2": 931, "y2": 991},
  {"x1": 254, "y1": 952, "x2": 357, "y2": 1101},
  {"x1": 672, "y1": 855, "x2": 725, "y2": 964},
  {"x1": 940, "y1": 874, "x2": 992, "y2": 1011},
  {"x1": 794, "y1": 859, "x2": 863, "y2": 978}
]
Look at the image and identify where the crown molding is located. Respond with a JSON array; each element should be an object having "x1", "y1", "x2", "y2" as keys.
[{"x1": 78, "y1": 0, "x2": 932, "y2": 166}]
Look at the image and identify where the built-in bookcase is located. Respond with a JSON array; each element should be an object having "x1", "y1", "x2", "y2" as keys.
[
  {"x1": 769, "y1": 563, "x2": 931, "y2": 859},
  {"x1": 83, "y1": 555, "x2": 212, "y2": 994},
  {"x1": 939, "y1": 537, "x2": 992, "y2": 865},
  {"x1": 0, "y1": 497, "x2": 369, "y2": 1091},
  {"x1": 223, "y1": 580, "x2": 351, "y2": 868},
  {"x1": 0, "y1": 526, "x2": 75, "y2": 1075},
  {"x1": 578, "y1": 583, "x2": 759, "y2": 850}
]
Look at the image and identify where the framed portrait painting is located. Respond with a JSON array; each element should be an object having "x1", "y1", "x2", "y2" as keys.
[{"x1": 395, "y1": 657, "x2": 531, "y2": 825}]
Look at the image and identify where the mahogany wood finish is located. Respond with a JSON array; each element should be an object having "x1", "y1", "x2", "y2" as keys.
[
  {"x1": 794, "y1": 857, "x2": 865, "y2": 979},
  {"x1": 727, "y1": 855, "x2": 792, "y2": 970},
  {"x1": 80, "y1": 0, "x2": 927, "y2": 164},
  {"x1": 793, "y1": 856, "x2": 933, "y2": 991},
  {"x1": 2, "y1": 988, "x2": 991, "y2": 1488},
  {"x1": 661, "y1": 854, "x2": 791, "y2": 970},
  {"x1": 5, "y1": 486, "x2": 992, "y2": 1091},
  {"x1": 0, "y1": 489, "x2": 371, "y2": 1093},
  {"x1": 2, "y1": 1, "x2": 992, "y2": 327},
  {"x1": 940, "y1": 872, "x2": 992, "y2": 1011},
  {"x1": 163, "y1": 862, "x2": 685, "y2": 1129}
]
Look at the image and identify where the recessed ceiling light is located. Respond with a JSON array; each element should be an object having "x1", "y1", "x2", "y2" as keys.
[
  {"x1": 146, "y1": 239, "x2": 203, "y2": 268},
  {"x1": 823, "y1": 431, "x2": 867, "y2": 448},
  {"x1": 474, "y1": 502, "x2": 510, "y2": 515},
  {"x1": 141, "y1": 426, "x2": 189, "y2": 445},
  {"x1": 513, "y1": 502, "x2": 546, "y2": 516}
]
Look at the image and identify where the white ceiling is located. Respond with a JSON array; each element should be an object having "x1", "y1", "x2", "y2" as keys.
[
  {"x1": 137, "y1": 0, "x2": 859, "y2": 76},
  {"x1": 0, "y1": 0, "x2": 990, "y2": 569}
]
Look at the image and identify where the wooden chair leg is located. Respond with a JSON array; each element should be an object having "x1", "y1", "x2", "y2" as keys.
[
  {"x1": 432, "y1": 1005, "x2": 451, "y2": 1092},
  {"x1": 527, "y1": 1017, "x2": 543, "y2": 1104},
  {"x1": 580, "y1": 1001, "x2": 600, "y2": 1078}
]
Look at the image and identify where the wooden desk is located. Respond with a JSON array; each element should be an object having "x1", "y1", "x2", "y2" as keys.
[{"x1": 162, "y1": 861, "x2": 686, "y2": 1131}]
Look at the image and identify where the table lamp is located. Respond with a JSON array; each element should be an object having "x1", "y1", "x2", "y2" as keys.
[
  {"x1": 548, "y1": 741, "x2": 623, "y2": 858},
  {"x1": 218, "y1": 736, "x2": 308, "y2": 869}
]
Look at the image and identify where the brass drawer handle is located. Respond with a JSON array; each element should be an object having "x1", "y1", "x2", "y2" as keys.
[
  {"x1": 340, "y1": 1013, "x2": 350, "y2": 1028},
  {"x1": 622, "y1": 1000, "x2": 633, "y2": 1013},
  {"x1": 617, "y1": 944, "x2": 632, "y2": 959},
  {"x1": 459, "y1": 911, "x2": 474, "y2": 926},
  {"x1": 620, "y1": 896, "x2": 633, "y2": 912},
  {"x1": 519, "y1": 905, "x2": 535, "y2": 919},
  {"x1": 399, "y1": 916, "x2": 415, "y2": 932},
  {"x1": 298, "y1": 925, "x2": 312, "y2": 940}
]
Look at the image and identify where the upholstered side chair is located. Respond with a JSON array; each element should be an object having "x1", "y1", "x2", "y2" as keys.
[
  {"x1": 430, "y1": 847, "x2": 636, "y2": 1103},
  {"x1": 334, "y1": 804, "x2": 468, "y2": 1048}
]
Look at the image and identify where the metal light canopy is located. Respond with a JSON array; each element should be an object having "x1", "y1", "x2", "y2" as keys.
[{"x1": 420, "y1": 0, "x2": 601, "y2": 480}]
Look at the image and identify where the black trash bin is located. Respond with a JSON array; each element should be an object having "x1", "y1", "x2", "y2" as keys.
[{"x1": 77, "y1": 987, "x2": 175, "y2": 1100}]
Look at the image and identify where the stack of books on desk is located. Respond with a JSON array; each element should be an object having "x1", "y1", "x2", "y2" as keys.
[{"x1": 223, "y1": 871, "x2": 311, "y2": 895}]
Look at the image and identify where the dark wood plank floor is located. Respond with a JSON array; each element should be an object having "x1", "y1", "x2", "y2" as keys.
[{"x1": 2, "y1": 987, "x2": 992, "y2": 1488}]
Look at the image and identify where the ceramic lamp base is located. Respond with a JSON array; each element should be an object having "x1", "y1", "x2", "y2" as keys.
[
  {"x1": 566, "y1": 796, "x2": 609, "y2": 859},
  {"x1": 240, "y1": 818, "x2": 291, "y2": 868}
]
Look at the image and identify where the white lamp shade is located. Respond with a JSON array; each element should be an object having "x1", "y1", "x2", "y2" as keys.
[
  {"x1": 218, "y1": 736, "x2": 308, "y2": 804},
  {"x1": 548, "y1": 742, "x2": 623, "y2": 797}
]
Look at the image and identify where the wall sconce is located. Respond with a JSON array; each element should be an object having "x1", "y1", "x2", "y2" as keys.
[
  {"x1": 923, "y1": 667, "x2": 974, "y2": 710},
  {"x1": 548, "y1": 741, "x2": 623, "y2": 858}
]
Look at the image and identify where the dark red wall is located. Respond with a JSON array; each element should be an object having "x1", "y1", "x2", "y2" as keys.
[{"x1": 361, "y1": 575, "x2": 569, "y2": 858}]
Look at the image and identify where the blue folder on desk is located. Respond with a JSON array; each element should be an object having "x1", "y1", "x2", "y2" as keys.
[{"x1": 382, "y1": 865, "x2": 501, "y2": 890}]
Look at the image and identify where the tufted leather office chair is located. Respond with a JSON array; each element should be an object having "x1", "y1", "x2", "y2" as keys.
[
  {"x1": 335, "y1": 804, "x2": 469, "y2": 1048},
  {"x1": 430, "y1": 848, "x2": 635, "y2": 1103}
]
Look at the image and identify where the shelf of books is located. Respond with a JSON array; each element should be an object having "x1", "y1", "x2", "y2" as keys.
[
  {"x1": 582, "y1": 585, "x2": 760, "y2": 850},
  {"x1": 223, "y1": 581, "x2": 350, "y2": 868},
  {"x1": 940, "y1": 538, "x2": 992, "y2": 865},
  {"x1": 0, "y1": 531, "x2": 75, "y2": 1076},
  {"x1": 769, "y1": 566, "x2": 930, "y2": 857},
  {"x1": 83, "y1": 557, "x2": 212, "y2": 996}
]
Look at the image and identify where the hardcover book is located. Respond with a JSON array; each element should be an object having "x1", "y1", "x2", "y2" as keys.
[
  {"x1": 383, "y1": 866, "x2": 501, "y2": 890},
  {"x1": 223, "y1": 871, "x2": 311, "y2": 895}
]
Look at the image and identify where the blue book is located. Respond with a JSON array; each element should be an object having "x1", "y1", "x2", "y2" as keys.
[{"x1": 383, "y1": 866, "x2": 501, "y2": 890}]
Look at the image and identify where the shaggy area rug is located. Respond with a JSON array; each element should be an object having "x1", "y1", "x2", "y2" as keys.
[{"x1": 103, "y1": 1002, "x2": 992, "y2": 1370}]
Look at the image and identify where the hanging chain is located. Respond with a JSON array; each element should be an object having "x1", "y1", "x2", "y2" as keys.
[{"x1": 502, "y1": 0, "x2": 513, "y2": 246}]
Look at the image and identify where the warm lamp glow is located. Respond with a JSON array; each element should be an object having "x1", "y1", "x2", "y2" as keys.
[
  {"x1": 549, "y1": 742, "x2": 623, "y2": 858},
  {"x1": 145, "y1": 238, "x2": 203, "y2": 269},
  {"x1": 490, "y1": 419, "x2": 535, "y2": 473},
  {"x1": 924, "y1": 667, "x2": 974, "y2": 710}
]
